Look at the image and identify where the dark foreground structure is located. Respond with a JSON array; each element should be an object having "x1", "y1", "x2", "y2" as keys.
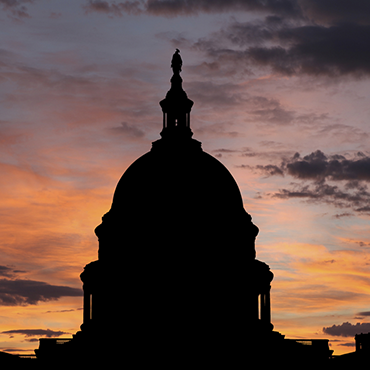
[{"x1": 5, "y1": 51, "x2": 367, "y2": 367}]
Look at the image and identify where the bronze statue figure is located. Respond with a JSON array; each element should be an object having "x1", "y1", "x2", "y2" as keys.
[{"x1": 171, "y1": 48, "x2": 182, "y2": 73}]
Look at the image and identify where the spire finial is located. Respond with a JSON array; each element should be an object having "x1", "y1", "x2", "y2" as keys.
[{"x1": 159, "y1": 50, "x2": 194, "y2": 140}]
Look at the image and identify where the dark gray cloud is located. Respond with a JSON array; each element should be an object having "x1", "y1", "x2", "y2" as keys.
[
  {"x1": 285, "y1": 150, "x2": 370, "y2": 182},
  {"x1": 212, "y1": 148, "x2": 241, "y2": 154},
  {"x1": 0, "y1": 266, "x2": 26, "y2": 278},
  {"x1": 215, "y1": 146, "x2": 295, "y2": 162},
  {"x1": 0, "y1": 266, "x2": 16, "y2": 278},
  {"x1": 1, "y1": 347, "x2": 35, "y2": 352},
  {"x1": 356, "y1": 241, "x2": 370, "y2": 248},
  {"x1": 273, "y1": 182, "x2": 370, "y2": 211},
  {"x1": 2, "y1": 329, "x2": 67, "y2": 338},
  {"x1": 357, "y1": 311, "x2": 370, "y2": 317},
  {"x1": 45, "y1": 308, "x2": 83, "y2": 313},
  {"x1": 83, "y1": 0, "x2": 370, "y2": 81},
  {"x1": 192, "y1": 18, "x2": 370, "y2": 78},
  {"x1": 248, "y1": 150, "x2": 370, "y2": 213},
  {"x1": 0, "y1": 0, "x2": 35, "y2": 19},
  {"x1": 83, "y1": 0, "x2": 142, "y2": 16},
  {"x1": 323, "y1": 322, "x2": 370, "y2": 337},
  {"x1": 83, "y1": 0, "x2": 370, "y2": 30},
  {"x1": 83, "y1": 0, "x2": 302, "y2": 18},
  {"x1": 249, "y1": 23, "x2": 370, "y2": 77},
  {"x1": 338, "y1": 342, "x2": 355, "y2": 347},
  {"x1": 84, "y1": 1, "x2": 370, "y2": 78},
  {"x1": 333, "y1": 213, "x2": 354, "y2": 219},
  {"x1": 255, "y1": 164, "x2": 284, "y2": 177},
  {"x1": 252, "y1": 150, "x2": 370, "y2": 182},
  {"x1": 212, "y1": 148, "x2": 241, "y2": 158},
  {"x1": 83, "y1": 0, "x2": 370, "y2": 79},
  {"x1": 0, "y1": 278, "x2": 82, "y2": 306},
  {"x1": 147, "y1": 0, "x2": 301, "y2": 17},
  {"x1": 300, "y1": 0, "x2": 370, "y2": 25}
]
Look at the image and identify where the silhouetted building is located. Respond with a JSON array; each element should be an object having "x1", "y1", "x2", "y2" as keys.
[
  {"x1": 329, "y1": 332, "x2": 370, "y2": 367},
  {"x1": 356, "y1": 332, "x2": 370, "y2": 351},
  {"x1": 34, "y1": 51, "x2": 336, "y2": 367},
  {"x1": 0, "y1": 351, "x2": 37, "y2": 368}
]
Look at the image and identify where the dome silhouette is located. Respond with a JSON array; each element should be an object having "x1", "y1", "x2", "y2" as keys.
[
  {"x1": 88, "y1": 52, "x2": 263, "y2": 360},
  {"x1": 112, "y1": 143, "x2": 243, "y2": 213},
  {"x1": 95, "y1": 137, "x2": 258, "y2": 262}
]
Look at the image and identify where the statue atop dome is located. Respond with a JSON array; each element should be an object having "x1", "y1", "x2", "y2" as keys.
[{"x1": 171, "y1": 48, "x2": 182, "y2": 74}]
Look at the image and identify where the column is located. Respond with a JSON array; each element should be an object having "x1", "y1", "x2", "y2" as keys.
[
  {"x1": 83, "y1": 286, "x2": 90, "y2": 324},
  {"x1": 260, "y1": 286, "x2": 271, "y2": 324}
]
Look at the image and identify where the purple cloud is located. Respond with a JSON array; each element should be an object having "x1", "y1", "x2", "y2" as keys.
[
  {"x1": 0, "y1": 278, "x2": 82, "y2": 306},
  {"x1": 2, "y1": 329, "x2": 68, "y2": 337},
  {"x1": 323, "y1": 322, "x2": 370, "y2": 337}
]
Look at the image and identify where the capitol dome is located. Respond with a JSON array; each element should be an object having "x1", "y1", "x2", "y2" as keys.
[
  {"x1": 112, "y1": 142, "x2": 244, "y2": 215},
  {"x1": 77, "y1": 51, "x2": 272, "y2": 364},
  {"x1": 95, "y1": 52, "x2": 259, "y2": 264},
  {"x1": 96, "y1": 137, "x2": 259, "y2": 259}
]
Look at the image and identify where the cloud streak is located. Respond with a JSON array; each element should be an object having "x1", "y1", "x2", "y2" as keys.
[
  {"x1": 83, "y1": 0, "x2": 302, "y2": 18},
  {"x1": 2, "y1": 329, "x2": 68, "y2": 338},
  {"x1": 248, "y1": 23, "x2": 370, "y2": 77},
  {"x1": 0, "y1": 278, "x2": 82, "y2": 306},
  {"x1": 0, "y1": 266, "x2": 26, "y2": 278},
  {"x1": 323, "y1": 322, "x2": 370, "y2": 337},
  {"x1": 190, "y1": 19, "x2": 370, "y2": 78},
  {"x1": 83, "y1": 0, "x2": 370, "y2": 29},
  {"x1": 247, "y1": 150, "x2": 370, "y2": 213},
  {"x1": 284, "y1": 151, "x2": 370, "y2": 182}
]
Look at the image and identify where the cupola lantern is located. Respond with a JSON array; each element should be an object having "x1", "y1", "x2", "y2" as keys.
[{"x1": 159, "y1": 49, "x2": 194, "y2": 138}]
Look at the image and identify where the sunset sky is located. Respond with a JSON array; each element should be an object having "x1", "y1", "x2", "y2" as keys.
[{"x1": 1, "y1": 0, "x2": 370, "y2": 356}]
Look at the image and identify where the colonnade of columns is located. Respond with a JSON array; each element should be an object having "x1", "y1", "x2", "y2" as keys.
[{"x1": 162, "y1": 112, "x2": 191, "y2": 129}]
